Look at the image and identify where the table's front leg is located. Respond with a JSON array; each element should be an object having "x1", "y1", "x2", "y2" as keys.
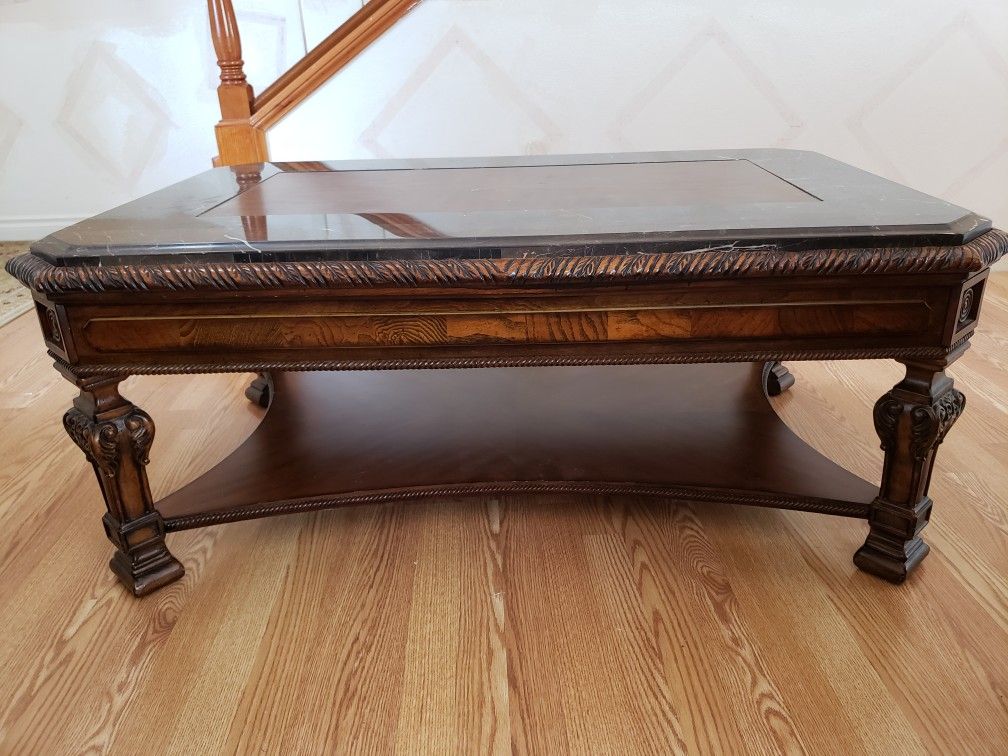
[
  {"x1": 854, "y1": 358, "x2": 965, "y2": 583},
  {"x1": 62, "y1": 374, "x2": 184, "y2": 596}
]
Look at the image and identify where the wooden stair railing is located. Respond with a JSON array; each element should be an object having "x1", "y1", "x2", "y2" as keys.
[
  {"x1": 209, "y1": 0, "x2": 422, "y2": 167},
  {"x1": 208, "y1": 0, "x2": 265, "y2": 166}
]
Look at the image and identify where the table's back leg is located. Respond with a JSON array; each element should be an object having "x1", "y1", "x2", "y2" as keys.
[
  {"x1": 245, "y1": 371, "x2": 273, "y2": 408},
  {"x1": 763, "y1": 361, "x2": 795, "y2": 396},
  {"x1": 62, "y1": 374, "x2": 184, "y2": 596},
  {"x1": 854, "y1": 358, "x2": 965, "y2": 583}
]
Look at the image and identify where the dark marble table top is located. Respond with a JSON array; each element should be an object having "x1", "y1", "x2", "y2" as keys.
[{"x1": 31, "y1": 150, "x2": 990, "y2": 267}]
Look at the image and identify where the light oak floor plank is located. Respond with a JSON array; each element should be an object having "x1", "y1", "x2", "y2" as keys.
[{"x1": 0, "y1": 275, "x2": 1006, "y2": 753}]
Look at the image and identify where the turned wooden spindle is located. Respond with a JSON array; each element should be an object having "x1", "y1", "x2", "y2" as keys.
[
  {"x1": 208, "y1": 0, "x2": 269, "y2": 165},
  {"x1": 208, "y1": 0, "x2": 252, "y2": 117},
  {"x1": 209, "y1": 0, "x2": 246, "y2": 86}
]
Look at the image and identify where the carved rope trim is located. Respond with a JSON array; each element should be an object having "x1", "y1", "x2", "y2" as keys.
[
  {"x1": 8, "y1": 229, "x2": 1007, "y2": 294},
  {"x1": 56, "y1": 346, "x2": 959, "y2": 377},
  {"x1": 162, "y1": 481, "x2": 870, "y2": 530}
]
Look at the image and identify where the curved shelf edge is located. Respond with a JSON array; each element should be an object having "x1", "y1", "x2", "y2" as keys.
[
  {"x1": 156, "y1": 363, "x2": 879, "y2": 531},
  {"x1": 163, "y1": 481, "x2": 869, "y2": 531}
]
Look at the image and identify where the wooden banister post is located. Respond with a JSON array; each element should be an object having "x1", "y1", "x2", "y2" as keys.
[
  {"x1": 208, "y1": 0, "x2": 269, "y2": 166},
  {"x1": 209, "y1": 0, "x2": 253, "y2": 118}
]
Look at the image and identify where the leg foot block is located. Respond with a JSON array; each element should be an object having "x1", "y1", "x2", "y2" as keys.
[
  {"x1": 854, "y1": 536, "x2": 929, "y2": 584},
  {"x1": 103, "y1": 511, "x2": 185, "y2": 596},
  {"x1": 110, "y1": 550, "x2": 185, "y2": 596}
]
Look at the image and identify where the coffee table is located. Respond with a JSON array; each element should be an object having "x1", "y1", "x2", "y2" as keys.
[{"x1": 8, "y1": 150, "x2": 1005, "y2": 596}]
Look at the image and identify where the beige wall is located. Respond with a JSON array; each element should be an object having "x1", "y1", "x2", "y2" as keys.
[
  {"x1": 0, "y1": 0, "x2": 342, "y2": 240},
  {"x1": 1, "y1": 1, "x2": 1006, "y2": 268}
]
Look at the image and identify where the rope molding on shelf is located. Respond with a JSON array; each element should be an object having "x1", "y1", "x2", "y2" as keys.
[{"x1": 162, "y1": 480, "x2": 871, "y2": 530}]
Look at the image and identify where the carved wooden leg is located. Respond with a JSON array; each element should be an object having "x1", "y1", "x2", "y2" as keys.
[
  {"x1": 245, "y1": 371, "x2": 273, "y2": 407},
  {"x1": 854, "y1": 359, "x2": 965, "y2": 583},
  {"x1": 62, "y1": 375, "x2": 184, "y2": 596},
  {"x1": 763, "y1": 361, "x2": 795, "y2": 396}
]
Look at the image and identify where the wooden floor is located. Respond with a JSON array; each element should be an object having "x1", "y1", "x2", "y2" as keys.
[{"x1": 1, "y1": 277, "x2": 1007, "y2": 755}]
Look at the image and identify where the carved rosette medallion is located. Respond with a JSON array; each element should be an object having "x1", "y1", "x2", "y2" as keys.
[
  {"x1": 46, "y1": 308, "x2": 62, "y2": 346},
  {"x1": 959, "y1": 288, "x2": 975, "y2": 325}
]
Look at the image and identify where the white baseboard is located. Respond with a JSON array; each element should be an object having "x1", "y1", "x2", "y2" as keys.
[
  {"x1": 0, "y1": 302, "x2": 32, "y2": 329},
  {"x1": 0, "y1": 216, "x2": 86, "y2": 242}
]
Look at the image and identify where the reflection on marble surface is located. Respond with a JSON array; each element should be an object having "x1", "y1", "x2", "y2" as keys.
[{"x1": 30, "y1": 150, "x2": 988, "y2": 266}]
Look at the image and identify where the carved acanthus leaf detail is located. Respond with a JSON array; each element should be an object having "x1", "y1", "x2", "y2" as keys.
[
  {"x1": 62, "y1": 406, "x2": 155, "y2": 476},
  {"x1": 872, "y1": 396, "x2": 903, "y2": 452},
  {"x1": 873, "y1": 387, "x2": 966, "y2": 461},
  {"x1": 63, "y1": 408, "x2": 120, "y2": 477},
  {"x1": 909, "y1": 388, "x2": 965, "y2": 460},
  {"x1": 124, "y1": 410, "x2": 155, "y2": 466},
  {"x1": 62, "y1": 408, "x2": 94, "y2": 456}
]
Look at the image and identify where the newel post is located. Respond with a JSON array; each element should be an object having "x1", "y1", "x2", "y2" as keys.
[{"x1": 208, "y1": 0, "x2": 269, "y2": 166}]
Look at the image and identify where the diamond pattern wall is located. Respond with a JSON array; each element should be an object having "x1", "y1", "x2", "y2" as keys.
[
  {"x1": 1, "y1": 0, "x2": 1006, "y2": 247},
  {"x1": 57, "y1": 43, "x2": 170, "y2": 182},
  {"x1": 0, "y1": 101, "x2": 21, "y2": 169}
]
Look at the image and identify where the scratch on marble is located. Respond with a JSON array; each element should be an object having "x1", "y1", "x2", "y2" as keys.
[
  {"x1": 638, "y1": 241, "x2": 779, "y2": 255},
  {"x1": 224, "y1": 234, "x2": 263, "y2": 254}
]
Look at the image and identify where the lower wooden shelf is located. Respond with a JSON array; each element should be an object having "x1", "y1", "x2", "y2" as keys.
[{"x1": 157, "y1": 363, "x2": 878, "y2": 529}]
